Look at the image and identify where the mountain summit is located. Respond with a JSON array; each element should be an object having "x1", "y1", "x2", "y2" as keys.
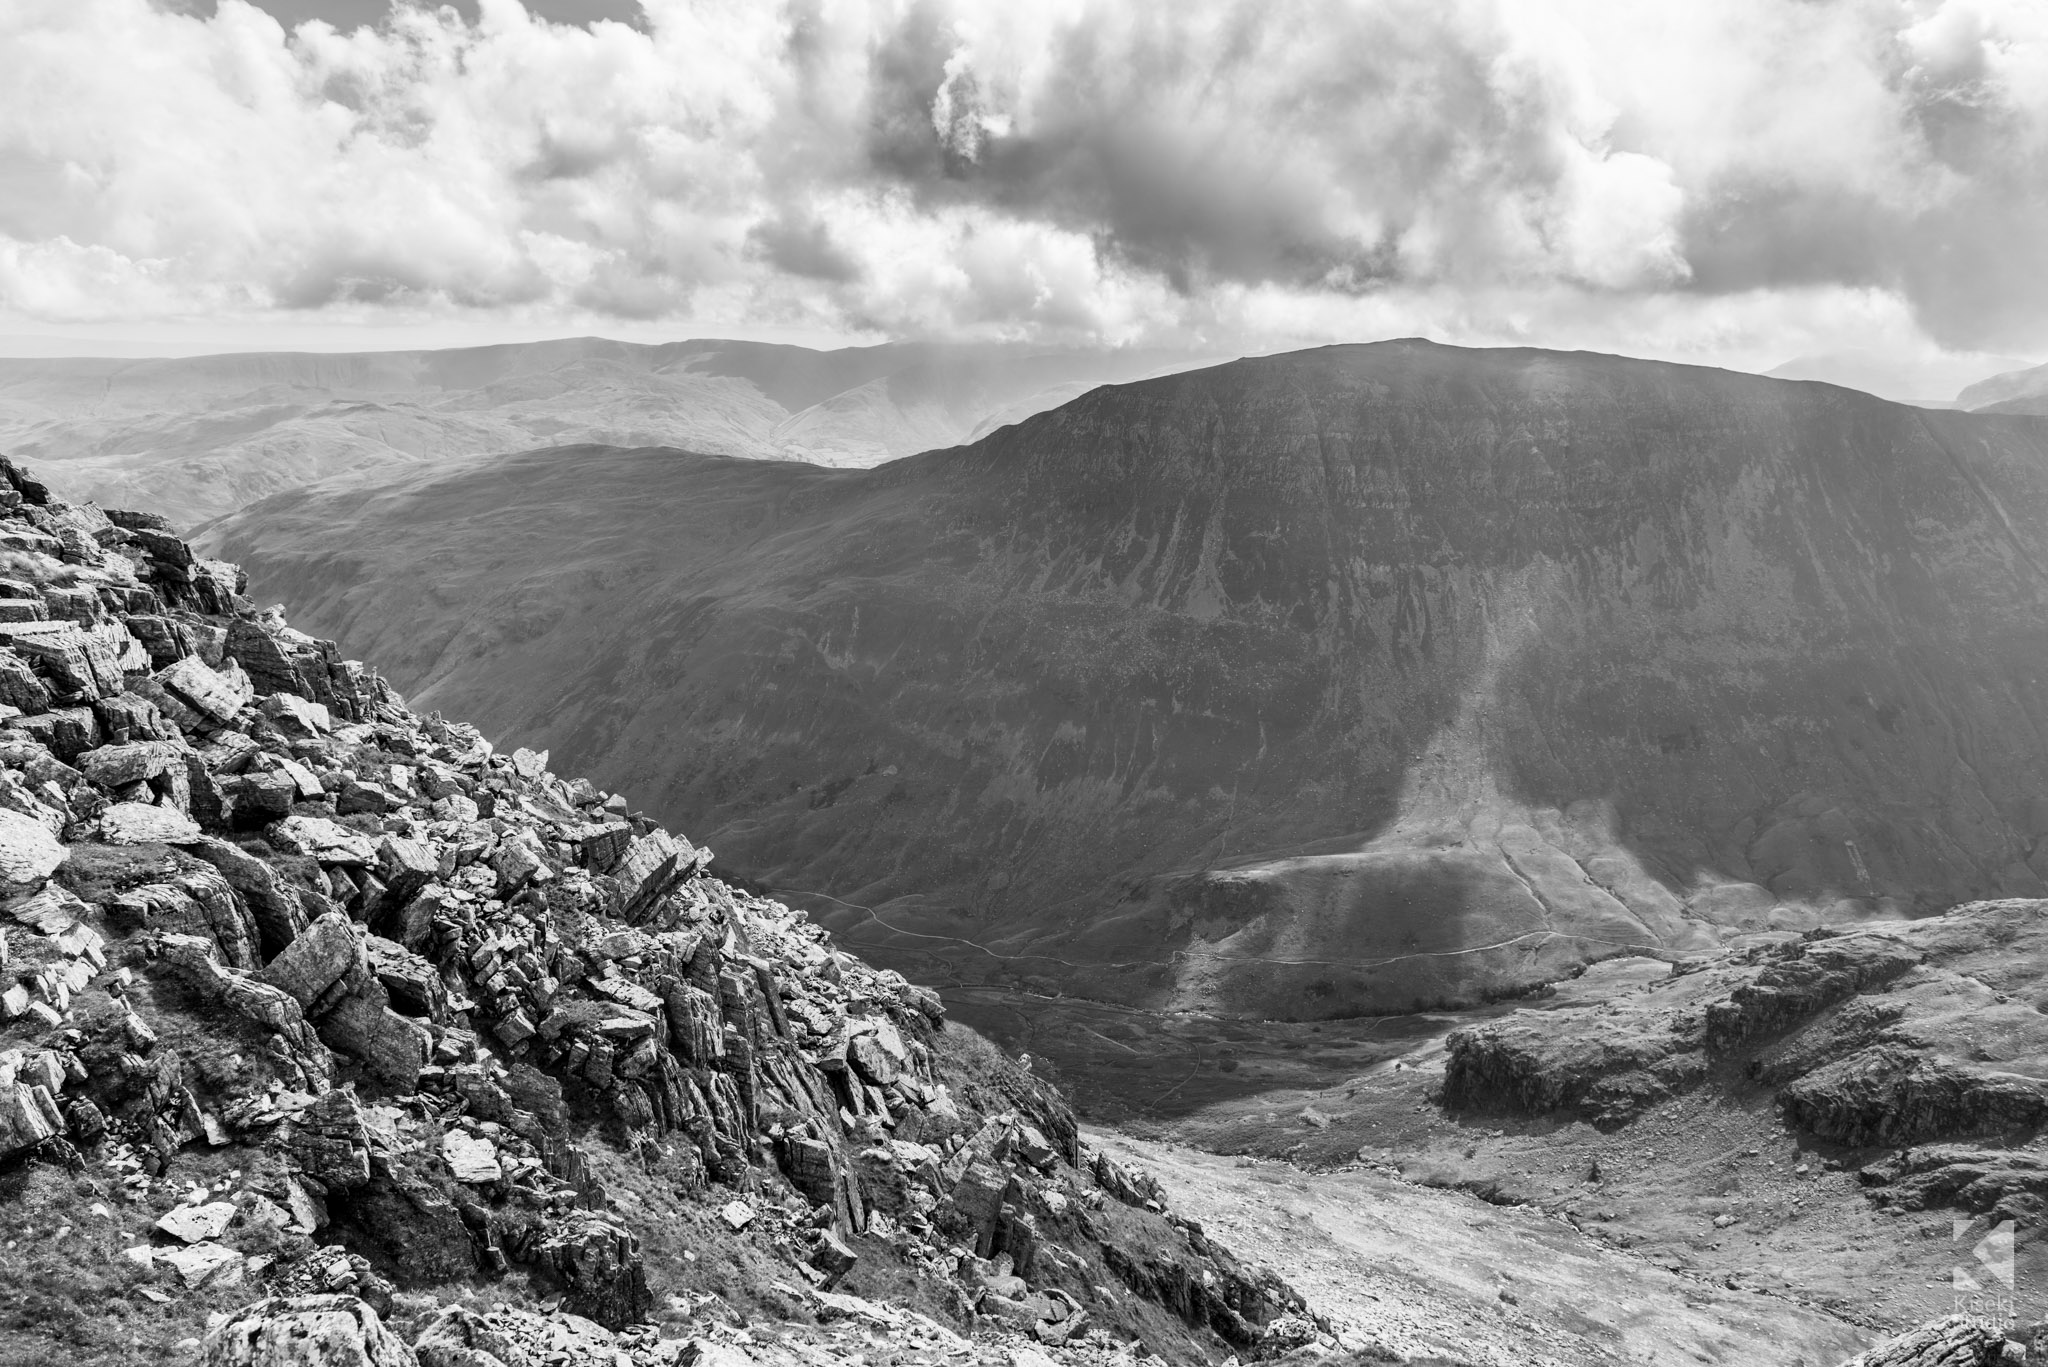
[{"x1": 208, "y1": 339, "x2": 2048, "y2": 1018}]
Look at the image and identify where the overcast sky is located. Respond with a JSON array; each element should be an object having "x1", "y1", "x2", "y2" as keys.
[{"x1": 4, "y1": 0, "x2": 2047, "y2": 390}]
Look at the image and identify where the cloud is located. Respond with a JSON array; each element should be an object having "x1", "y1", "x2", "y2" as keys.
[{"x1": 1, "y1": 0, "x2": 2046, "y2": 358}]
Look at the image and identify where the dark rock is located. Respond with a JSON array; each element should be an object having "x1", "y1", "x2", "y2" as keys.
[
  {"x1": 532, "y1": 1215, "x2": 652, "y2": 1329},
  {"x1": 809, "y1": 1229, "x2": 858, "y2": 1280}
]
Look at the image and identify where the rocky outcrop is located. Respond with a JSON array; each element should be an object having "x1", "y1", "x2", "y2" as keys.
[
  {"x1": 0, "y1": 453, "x2": 1309, "y2": 1364},
  {"x1": 1835, "y1": 1315, "x2": 2010, "y2": 1367},
  {"x1": 1444, "y1": 901, "x2": 2048, "y2": 1217}
]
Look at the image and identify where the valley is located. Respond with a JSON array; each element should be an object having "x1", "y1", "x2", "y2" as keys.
[{"x1": 8, "y1": 337, "x2": 2048, "y2": 1365}]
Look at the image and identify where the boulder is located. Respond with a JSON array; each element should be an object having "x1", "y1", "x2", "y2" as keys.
[
  {"x1": 189, "y1": 835, "x2": 310, "y2": 959},
  {"x1": 224, "y1": 770, "x2": 298, "y2": 827},
  {"x1": 319, "y1": 992, "x2": 431, "y2": 1089},
  {"x1": 532, "y1": 1216, "x2": 653, "y2": 1329},
  {"x1": 78, "y1": 740, "x2": 181, "y2": 790},
  {"x1": 0, "y1": 807, "x2": 66, "y2": 884},
  {"x1": 158, "y1": 654, "x2": 253, "y2": 726},
  {"x1": 284, "y1": 1090, "x2": 372, "y2": 1193},
  {"x1": 260, "y1": 912, "x2": 371, "y2": 1016},
  {"x1": 12, "y1": 706, "x2": 100, "y2": 762},
  {"x1": 260, "y1": 692, "x2": 332, "y2": 738},
  {"x1": 156, "y1": 1200, "x2": 237, "y2": 1243},
  {"x1": 101, "y1": 801, "x2": 204, "y2": 845},
  {"x1": 270, "y1": 816, "x2": 378, "y2": 866},
  {"x1": 0, "y1": 654, "x2": 50, "y2": 712},
  {"x1": 158, "y1": 1241, "x2": 245, "y2": 1288},
  {"x1": 442, "y1": 1130, "x2": 502, "y2": 1184},
  {"x1": 0, "y1": 1082, "x2": 62, "y2": 1159},
  {"x1": 201, "y1": 1294, "x2": 418, "y2": 1367},
  {"x1": 366, "y1": 935, "x2": 447, "y2": 1022}
]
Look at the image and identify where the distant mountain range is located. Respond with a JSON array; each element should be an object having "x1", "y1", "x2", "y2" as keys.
[
  {"x1": 0, "y1": 336, "x2": 1216, "y2": 526},
  {"x1": 1959, "y1": 358, "x2": 2048, "y2": 414},
  {"x1": 204, "y1": 340, "x2": 2048, "y2": 1020},
  {"x1": 1762, "y1": 349, "x2": 2032, "y2": 405}
]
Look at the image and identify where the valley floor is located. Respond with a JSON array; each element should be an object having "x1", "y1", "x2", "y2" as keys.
[
  {"x1": 965, "y1": 957, "x2": 2048, "y2": 1364},
  {"x1": 1090, "y1": 1129, "x2": 1873, "y2": 1366}
]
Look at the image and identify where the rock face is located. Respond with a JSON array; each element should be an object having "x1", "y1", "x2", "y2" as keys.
[
  {"x1": 209, "y1": 340, "x2": 2048, "y2": 1019},
  {"x1": 1443, "y1": 899, "x2": 2048, "y2": 1223},
  {"x1": 0, "y1": 454, "x2": 1309, "y2": 1363}
]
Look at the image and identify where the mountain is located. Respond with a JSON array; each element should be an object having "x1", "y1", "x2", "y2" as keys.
[
  {"x1": 0, "y1": 457, "x2": 1321, "y2": 1365},
  {"x1": 0, "y1": 337, "x2": 1213, "y2": 528},
  {"x1": 204, "y1": 339, "x2": 2048, "y2": 1023},
  {"x1": 1763, "y1": 349, "x2": 2030, "y2": 405},
  {"x1": 1961, "y1": 358, "x2": 2048, "y2": 414}
]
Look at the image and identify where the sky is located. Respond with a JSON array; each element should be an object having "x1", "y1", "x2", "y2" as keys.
[{"x1": 4, "y1": 0, "x2": 2048, "y2": 396}]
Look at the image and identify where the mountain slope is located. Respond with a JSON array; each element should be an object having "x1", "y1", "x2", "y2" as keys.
[
  {"x1": 206, "y1": 339, "x2": 2048, "y2": 1020},
  {"x1": 0, "y1": 456, "x2": 1332, "y2": 1367},
  {"x1": 0, "y1": 338, "x2": 1211, "y2": 527}
]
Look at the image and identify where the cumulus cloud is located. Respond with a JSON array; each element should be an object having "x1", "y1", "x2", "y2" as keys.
[{"x1": 1, "y1": 0, "x2": 2046, "y2": 357}]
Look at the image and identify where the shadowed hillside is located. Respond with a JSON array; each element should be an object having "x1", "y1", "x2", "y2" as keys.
[{"x1": 206, "y1": 340, "x2": 2048, "y2": 1019}]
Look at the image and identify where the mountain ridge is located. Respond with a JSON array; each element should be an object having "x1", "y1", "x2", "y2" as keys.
[
  {"x1": 206, "y1": 338, "x2": 2048, "y2": 1021},
  {"x1": 1, "y1": 337, "x2": 1218, "y2": 528}
]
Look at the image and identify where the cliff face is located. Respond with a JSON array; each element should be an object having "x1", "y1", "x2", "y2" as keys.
[
  {"x1": 0, "y1": 457, "x2": 1308, "y2": 1366},
  {"x1": 206, "y1": 340, "x2": 2048, "y2": 1018}
]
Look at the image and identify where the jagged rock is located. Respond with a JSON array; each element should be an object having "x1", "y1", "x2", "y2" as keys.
[
  {"x1": 78, "y1": 739, "x2": 181, "y2": 789},
  {"x1": 201, "y1": 1294, "x2": 418, "y2": 1367},
  {"x1": 157, "y1": 654, "x2": 253, "y2": 727},
  {"x1": 336, "y1": 777, "x2": 396, "y2": 816},
  {"x1": 0, "y1": 455, "x2": 1315, "y2": 1365},
  {"x1": 12, "y1": 705, "x2": 100, "y2": 762},
  {"x1": 1784, "y1": 1048, "x2": 2048, "y2": 1148},
  {"x1": 784, "y1": 1135, "x2": 839, "y2": 1207},
  {"x1": 101, "y1": 800, "x2": 204, "y2": 845},
  {"x1": 443, "y1": 1130, "x2": 502, "y2": 1184},
  {"x1": 0, "y1": 621, "x2": 122, "y2": 700},
  {"x1": 366, "y1": 935, "x2": 447, "y2": 1022},
  {"x1": 224, "y1": 770, "x2": 298, "y2": 827},
  {"x1": 0, "y1": 654, "x2": 50, "y2": 713},
  {"x1": 810, "y1": 1229, "x2": 858, "y2": 1280},
  {"x1": 0, "y1": 1081, "x2": 62, "y2": 1159},
  {"x1": 948, "y1": 1160, "x2": 1011, "y2": 1255},
  {"x1": 110, "y1": 871, "x2": 262, "y2": 968},
  {"x1": 0, "y1": 806, "x2": 65, "y2": 884},
  {"x1": 532, "y1": 1215, "x2": 652, "y2": 1329},
  {"x1": 319, "y1": 991, "x2": 432, "y2": 1088},
  {"x1": 159, "y1": 1240, "x2": 246, "y2": 1287},
  {"x1": 340, "y1": 1155, "x2": 478, "y2": 1281},
  {"x1": 284, "y1": 1090, "x2": 372, "y2": 1194},
  {"x1": 189, "y1": 835, "x2": 310, "y2": 959},
  {"x1": 271, "y1": 816, "x2": 378, "y2": 865},
  {"x1": 260, "y1": 912, "x2": 372, "y2": 1016},
  {"x1": 412, "y1": 1305, "x2": 623, "y2": 1367},
  {"x1": 261, "y1": 692, "x2": 332, "y2": 738},
  {"x1": 156, "y1": 1200, "x2": 237, "y2": 1243},
  {"x1": 1837, "y1": 1315, "x2": 2008, "y2": 1366}
]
